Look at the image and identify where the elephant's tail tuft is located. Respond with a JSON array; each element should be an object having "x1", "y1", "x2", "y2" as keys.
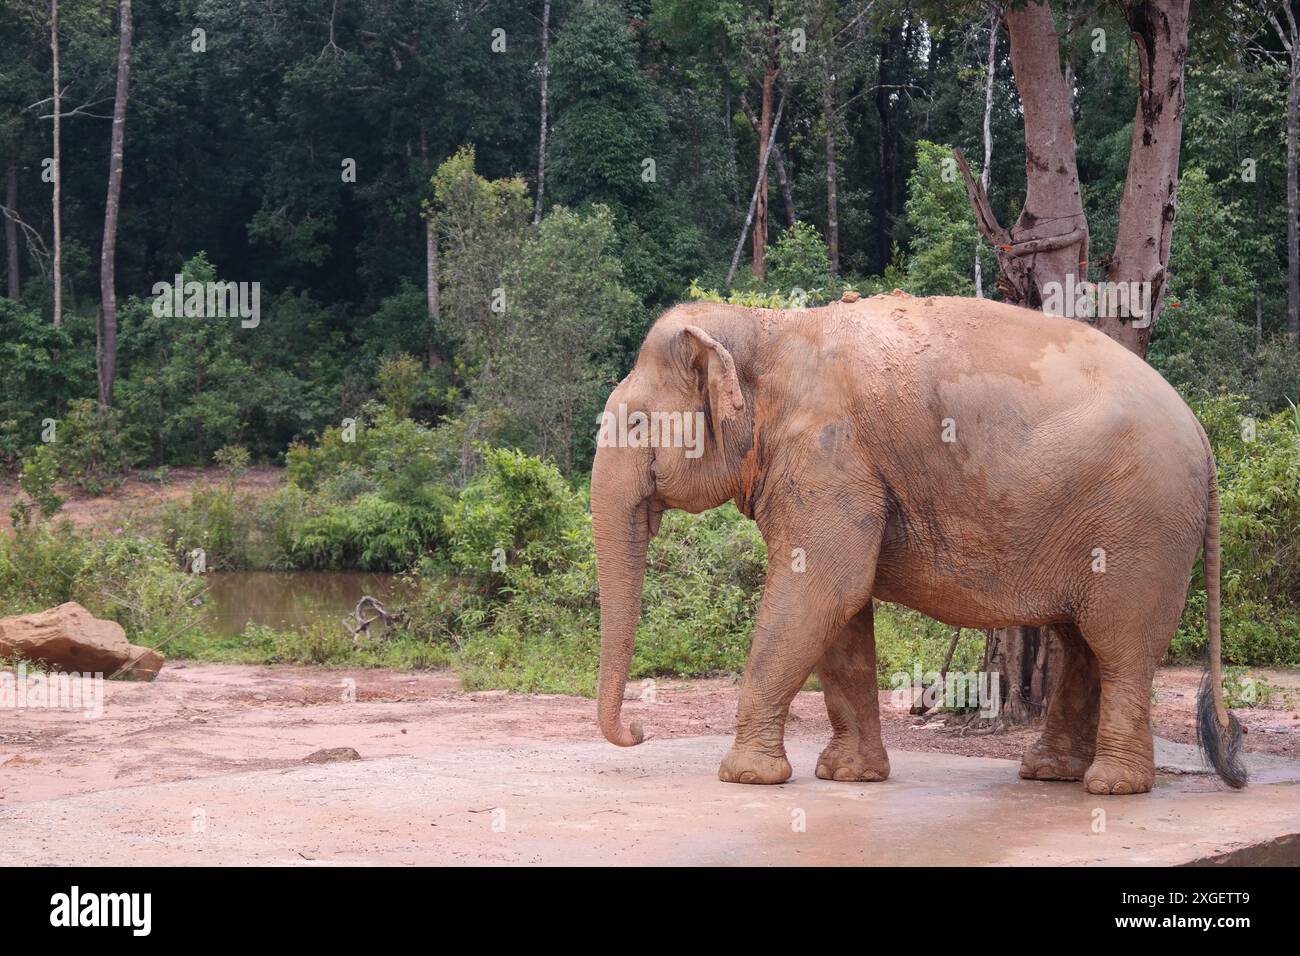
[
  {"x1": 1197, "y1": 672, "x2": 1247, "y2": 789},
  {"x1": 1196, "y1": 454, "x2": 1247, "y2": 789}
]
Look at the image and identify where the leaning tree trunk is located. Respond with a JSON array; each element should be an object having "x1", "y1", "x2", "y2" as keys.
[
  {"x1": 954, "y1": 0, "x2": 1192, "y2": 725},
  {"x1": 740, "y1": 93, "x2": 797, "y2": 227},
  {"x1": 752, "y1": 58, "x2": 777, "y2": 280},
  {"x1": 726, "y1": 88, "x2": 788, "y2": 286},
  {"x1": 98, "y1": 0, "x2": 132, "y2": 408}
]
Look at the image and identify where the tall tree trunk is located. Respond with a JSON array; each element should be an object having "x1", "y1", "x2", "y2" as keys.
[
  {"x1": 954, "y1": 0, "x2": 1192, "y2": 725},
  {"x1": 740, "y1": 93, "x2": 796, "y2": 227},
  {"x1": 1273, "y1": 8, "x2": 1300, "y2": 346},
  {"x1": 420, "y1": 129, "x2": 441, "y2": 366},
  {"x1": 533, "y1": 0, "x2": 550, "y2": 225},
  {"x1": 773, "y1": 139, "x2": 796, "y2": 228},
  {"x1": 1104, "y1": 0, "x2": 1192, "y2": 356},
  {"x1": 98, "y1": 0, "x2": 133, "y2": 408},
  {"x1": 1257, "y1": 159, "x2": 1266, "y2": 349},
  {"x1": 874, "y1": 24, "x2": 901, "y2": 267},
  {"x1": 427, "y1": 220, "x2": 439, "y2": 323},
  {"x1": 1290, "y1": 41, "x2": 1299, "y2": 344},
  {"x1": 50, "y1": 0, "x2": 62, "y2": 327},
  {"x1": 5, "y1": 158, "x2": 17, "y2": 299},
  {"x1": 752, "y1": 59, "x2": 777, "y2": 280},
  {"x1": 727, "y1": 88, "x2": 788, "y2": 286},
  {"x1": 974, "y1": 9, "x2": 998, "y2": 298},
  {"x1": 823, "y1": 63, "x2": 840, "y2": 276},
  {"x1": 955, "y1": 0, "x2": 1087, "y2": 309}
]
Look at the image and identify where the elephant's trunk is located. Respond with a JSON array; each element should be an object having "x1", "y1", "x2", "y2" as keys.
[{"x1": 592, "y1": 447, "x2": 652, "y2": 747}]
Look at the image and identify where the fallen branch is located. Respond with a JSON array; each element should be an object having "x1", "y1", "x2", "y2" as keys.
[{"x1": 343, "y1": 596, "x2": 401, "y2": 644}]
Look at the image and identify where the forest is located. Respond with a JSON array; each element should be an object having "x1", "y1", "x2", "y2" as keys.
[{"x1": 1, "y1": 0, "x2": 1298, "y2": 701}]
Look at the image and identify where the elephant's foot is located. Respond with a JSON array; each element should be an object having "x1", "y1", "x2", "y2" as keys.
[
  {"x1": 1019, "y1": 737, "x2": 1093, "y2": 782},
  {"x1": 718, "y1": 745, "x2": 792, "y2": 785},
  {"x1": 815, "y1": 740, "x2": 890, "y2": 782},
  {"x1": 1083, "y1": 755, "x2": 1154, "y2": 795}
]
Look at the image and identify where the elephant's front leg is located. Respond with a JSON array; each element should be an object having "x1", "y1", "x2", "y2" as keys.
[
  {"x1": 719, "y1": 524, "x2": 880, "y2": 785},
  {"x1": 815, "y1": 602, "x2": 890, "y2": 782}
]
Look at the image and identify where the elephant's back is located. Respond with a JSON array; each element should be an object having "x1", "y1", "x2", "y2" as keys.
[{"x1": 856, "y1": 294, "x2": 1210, "y2": 492}]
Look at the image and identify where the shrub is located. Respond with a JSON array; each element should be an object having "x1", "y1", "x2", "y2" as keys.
[
  {"x1": 872, "y1": 605, "x2": 985, "y2": 688},
  {"x1": 12, "y1": 445, "x2": 65, "y2": 527},
  {"x1": 1171, "y1": 394, "x2": 1300, "y2": 667},
  {"x1": 443, "y1": 447, "x2": 588, "y2": 581},
  {"x1": 0, "y1": 525, "x2": 204, "y2": 647},
  {"x1": 51, "y1": 398, "x2": 132, "y2": 493},
  {"x1": 429, "y1": 492, "x2": 768, "y2": 695},
  {"x1": 0, "y1": 524, "x2": 85, "y2": 612},
  {"x1": 292, "y1": 493, "x2": 448, "y2": 571},
  {"x1": 766, "y1": 221, "x2": 832, "y2": 291},
  {"x1": 1218, "y1": 405, "x2": 1300, "y2": 605},
  {"x1": 163, "y1": 483, "x2": 248, "y2": 570},
  {"x1": 376, "y1": 353, "x2": 424, "y2": 420}
]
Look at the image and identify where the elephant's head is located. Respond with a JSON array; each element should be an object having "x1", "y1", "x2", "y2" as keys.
[{"x1": 592, "y1": 311, "x2": 756, "y2": 747}]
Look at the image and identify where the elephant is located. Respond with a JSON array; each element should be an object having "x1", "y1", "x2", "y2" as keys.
[{"x1": 591, "y1": 291, "x2": 1247, "y2": 796}]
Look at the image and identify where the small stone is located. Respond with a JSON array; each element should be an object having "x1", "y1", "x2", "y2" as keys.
[{"x1": 303, "y1": 747, "x2": 361, "y2": 764}]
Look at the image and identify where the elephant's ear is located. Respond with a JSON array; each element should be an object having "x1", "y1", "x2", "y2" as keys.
[{"x1": 679, "y1": 326, "x2": 745, "y2": 448}]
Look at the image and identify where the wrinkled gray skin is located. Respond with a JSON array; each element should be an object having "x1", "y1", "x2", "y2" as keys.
[{"x1": 592, "y1": 294, "x2": 1243, "y2": 795}]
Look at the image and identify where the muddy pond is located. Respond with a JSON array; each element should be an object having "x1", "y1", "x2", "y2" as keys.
[{"x1": 203, "y1": 571, "x2": 417, "y2": 638}]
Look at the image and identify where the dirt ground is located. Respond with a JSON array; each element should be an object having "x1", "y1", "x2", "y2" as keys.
[
  {"x1": 0, "y1": 465, "x2": 284, "y2": 533},
  {"x1": 3, "y1": 662, "x2": 1297, "y2": 807}
]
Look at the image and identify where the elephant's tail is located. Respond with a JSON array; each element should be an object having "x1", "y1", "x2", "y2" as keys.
[{"x1": 1196, "y1": 450, "x2": 1247, "y2": 789}]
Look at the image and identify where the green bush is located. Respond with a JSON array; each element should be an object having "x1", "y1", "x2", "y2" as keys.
[
  {"x1": 427, "y1": 488, "x2": 767, "y2": 694},
  {"x1": 12, "y1": 445, "x2": 65, "y2": 527},
  {"x1": 1170, "y1": 394, "x2": 1300, "y2": 666},
  {"x1": 0, "y1": 523, "x2": 86, "y2": 612},
  {"x1": 0, "y1": 525, "x2": 204, "y2": 647},
  {"x1": 873, "y1": 605, "x2": 985, "y2": 689},
  {"x1": 1219, "y1": 405, "x2": 1300, "y2": 605},
  {"x1": 766, "y1": 221, "x2": 833, "y2": 293},
  {"x1": 161, "y1": 477, "x2": 260, "y2": 571},
  {"x1": 443, "y1": 447, "x2": 588, "y2": 580},
  {"x1": 292, "y1": 493, "x2": 448, "y2": 571},
  {"x1": 633, "y1": 505, "x2": 766, "y2": 678},
  {"x1": 51, "y1": 398, "x2": 133, "y2": 493},
  {"x1": 1170, "y1": 589, "x2": 1300, "y2": 667},
  {"x1": 376, "y1": 353, "x2": 424, "y2": 420}
]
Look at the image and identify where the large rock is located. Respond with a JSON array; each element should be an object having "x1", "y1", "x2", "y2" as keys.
[{"x1": 0, "y1": 602, "x2": 164, "y2": 680}]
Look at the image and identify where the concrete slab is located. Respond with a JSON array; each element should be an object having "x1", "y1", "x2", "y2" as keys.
[{"x1": 2, "y1": 736, "x2": 1297, "y2": 866}]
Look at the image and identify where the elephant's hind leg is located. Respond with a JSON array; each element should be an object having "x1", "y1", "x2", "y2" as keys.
[
  {"x1": 1019, "y1": 624, "x2": 1099, "y2": 782},
  {"x1": 1075, "y1": 610, "x2": 1180, "y2": 796},
  {"x1": 815, "y1": 602, "x2": 890, "y2": 782}
]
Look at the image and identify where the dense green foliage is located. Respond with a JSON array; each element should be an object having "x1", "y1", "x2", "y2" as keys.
[
  {"x1": 1, "y1": 1, "x2": 1297, "y2": 689},
  {"x1": 0, "y1": 524, "x2": 204, "y2": 646},
  {"x1": 1, "y1": 0, "x2": 1295, "y2": 482}
]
